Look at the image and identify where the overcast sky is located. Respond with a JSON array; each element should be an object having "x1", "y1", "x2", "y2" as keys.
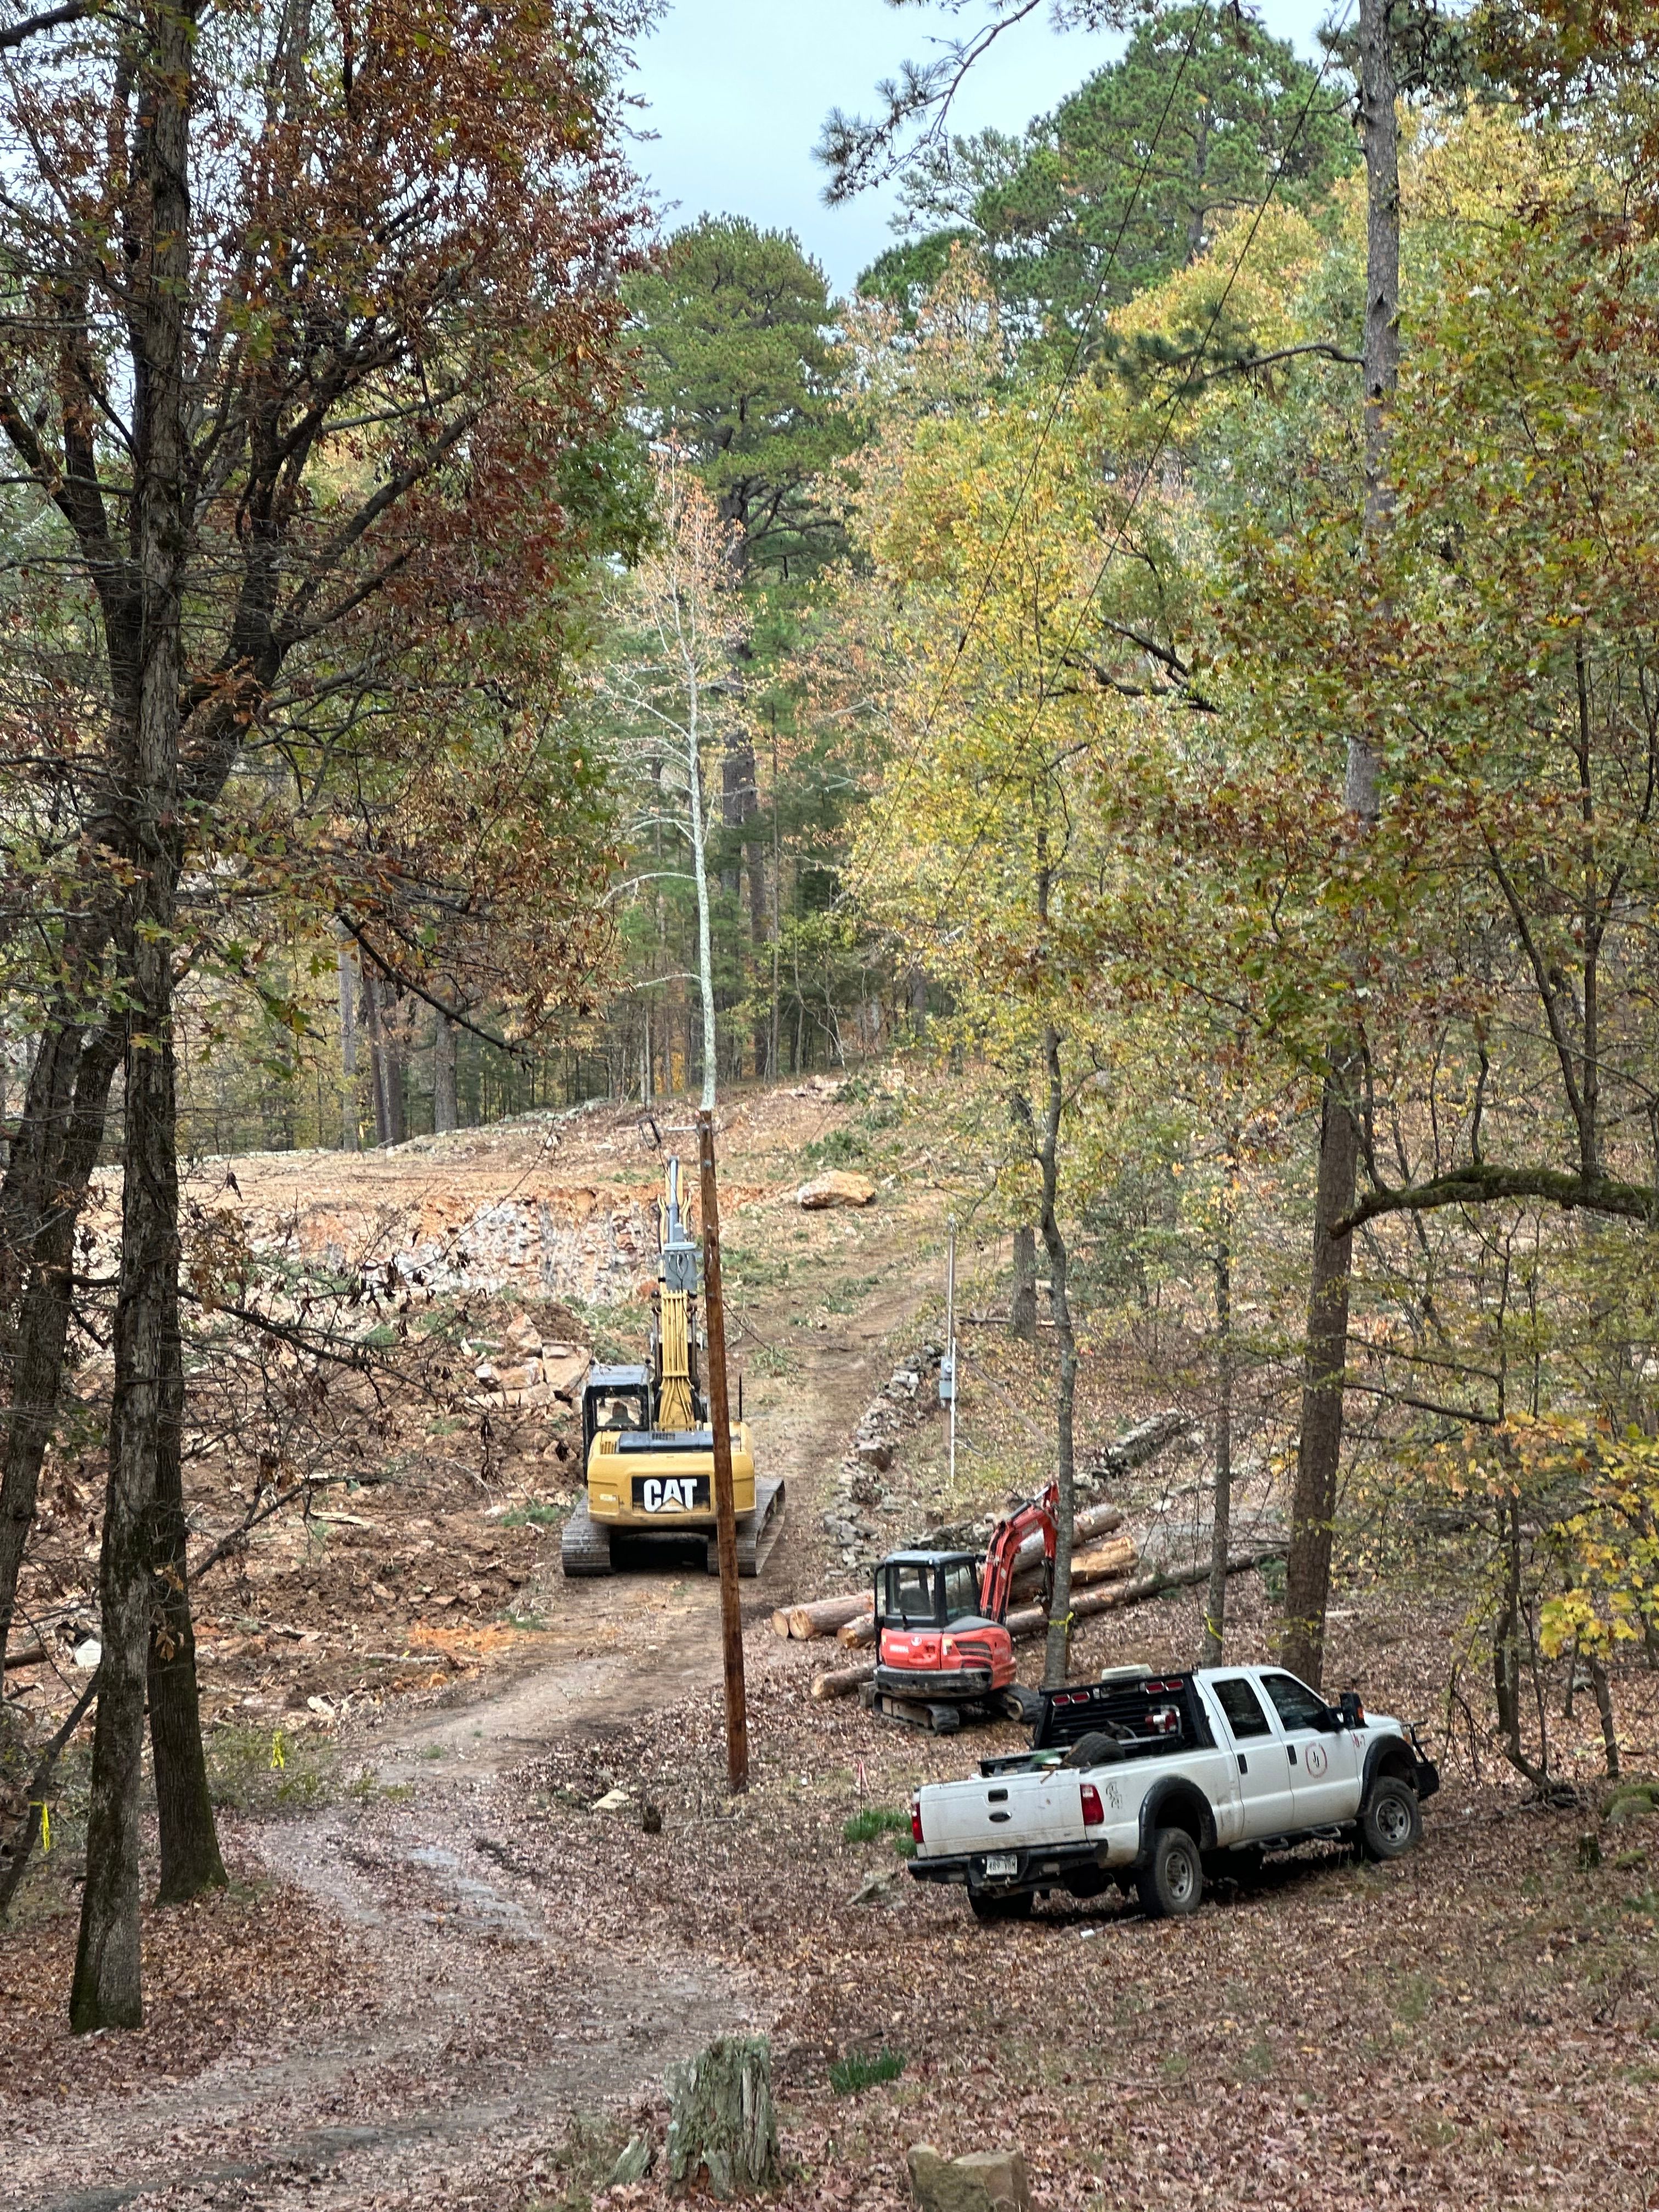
[{"x1": 627, "y1": 0, "x2": 1345, "y2": 297}]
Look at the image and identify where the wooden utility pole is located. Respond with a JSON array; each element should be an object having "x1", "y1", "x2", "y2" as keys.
[{"x1": 697, "y1": 1109, "x2": 749, "y2": 1790}]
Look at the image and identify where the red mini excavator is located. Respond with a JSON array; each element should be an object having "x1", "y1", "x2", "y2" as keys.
[{"x1": 859, "y1": 1485, "x2": 1057, "y2": 1734}]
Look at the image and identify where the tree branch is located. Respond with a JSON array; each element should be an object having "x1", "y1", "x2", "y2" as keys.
[
  {"x1": 1336, "y1": 1162, "x2": 1656, "y2": 1237},
  {"x1": 0, "y1": 3, "x2": 89, "y2": 53}
]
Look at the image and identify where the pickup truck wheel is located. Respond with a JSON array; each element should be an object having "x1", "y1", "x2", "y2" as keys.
[
  {"x1": 1136, "y1": 1826, "x2": 1204, "y2": 1918},
  {"x1": 969, "y1": 1888, "x2": 1034, "y2": 1923},
  {"x1": 1360, "y1": 1776, "x2": 1421, "y2": 1860}
]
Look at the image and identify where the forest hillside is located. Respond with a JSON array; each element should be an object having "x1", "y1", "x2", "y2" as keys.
[{"x1": 3, "y1": 1, "x2": 1659, "y2": 2207}]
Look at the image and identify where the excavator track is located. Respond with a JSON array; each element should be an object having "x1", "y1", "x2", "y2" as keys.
[
  {"x1": 560, "y1": 1499, "x2": 615, "y2": 1578},
  {"x1": 705, "y1": 1477, "x2": 786, "y2": 1579}
]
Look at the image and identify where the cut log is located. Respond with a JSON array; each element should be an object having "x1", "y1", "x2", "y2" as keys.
[
  {"x1": 1086, "y1": 1410, "x2": 1195, "y2": 1480},
  {"x1": 1010, "y1": 1546, "x2": 1284, "y2": 1640},
  {"x1": 787, "y1": 1593, "x2": 873, "y2": 1641},
  {"x1": 1010, "y1": 1498, "x2": 1122, "y2": 1575},
  {"x1": 837, "y1": 1611, "x2": 878, "y2": 1649},
  {"x1": 1074, "y1": 1534, "x2": 1137, "y2": 1583},
  {"x1": 812, "y1": 1659, "x2": 877, "y2": 1700},
  {"x1": 770, "y1": 1608, "x2": 794, "y2": 1640},
  {"x1": 1012, "y1": 1533, "x2": 1135, "y2": 1598}
]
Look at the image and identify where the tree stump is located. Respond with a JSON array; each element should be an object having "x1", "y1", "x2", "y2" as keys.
[{"x1": 665, "y1": 2033, "x2": 778, "y2": 2197}]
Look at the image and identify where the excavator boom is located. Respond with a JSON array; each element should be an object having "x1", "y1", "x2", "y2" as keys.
[{"x1": 978, "y1": 1482, "x2": 1059, "y2": 1622}]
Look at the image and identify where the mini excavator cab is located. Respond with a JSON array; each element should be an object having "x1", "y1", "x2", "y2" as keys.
[{"x1": 863, "y1": 1486, "x2": 1058, "y2": 1733}]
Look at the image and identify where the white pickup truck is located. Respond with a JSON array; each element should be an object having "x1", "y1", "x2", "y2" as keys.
[{"x1": 907, "y1": 1662, "x2": 1438, "y2": 1922}]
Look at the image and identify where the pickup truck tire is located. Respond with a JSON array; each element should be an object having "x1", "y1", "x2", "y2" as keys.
[
  {"x1": 1359, "y1": 1775, "x2": 1421, "y2": 1860},
  {"x1": 1061, "y1": 1730, "x2": 1124, "y2": 1769},
  {"x1": 1137, "y1": 1826, "x2": 1204, "y2": 1918},
  {"x1": 969, "y1": 1887, "x2": 1034, "y2": 1923}
]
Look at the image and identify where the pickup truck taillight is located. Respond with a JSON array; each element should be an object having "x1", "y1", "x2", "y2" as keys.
[
  {"x1": 1080, "y1": 1784, "x2": 1104, "y2": 1827},
  {"x1": 910, "y1": 1796, "x2": 924, "y2": 1845}
]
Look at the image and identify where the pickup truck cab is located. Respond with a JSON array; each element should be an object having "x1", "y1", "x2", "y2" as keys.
[{"x1": 907, "y1": 1662, "x2": 1438, "y2": 1922}]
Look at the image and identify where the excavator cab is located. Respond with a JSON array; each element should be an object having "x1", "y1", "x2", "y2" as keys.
[
  {"x1": 580, "y1": 1364, "x2": 652, "y2": 1462},
  {"x1": 876, "y1": 1554, "x2": 986, "y2": 1632}
]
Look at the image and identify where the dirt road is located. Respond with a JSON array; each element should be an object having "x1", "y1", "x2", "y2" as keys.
[{"x1": 5, "y1": 1209, "x2": 930, "y2": 2212}]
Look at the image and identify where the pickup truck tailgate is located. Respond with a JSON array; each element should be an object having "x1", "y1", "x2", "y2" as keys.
[{"x1": 918, "y1": 1770, "x2": 1086, "y2": 1856}]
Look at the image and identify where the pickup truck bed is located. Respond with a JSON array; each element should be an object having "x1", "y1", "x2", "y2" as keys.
[{"x1": 908, "y1": 1663, "x2": 1438, "y2": 1921}]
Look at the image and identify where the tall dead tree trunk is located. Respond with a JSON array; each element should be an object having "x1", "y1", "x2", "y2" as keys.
[
  {"x1": 1282, "y1": 0, "x2": 1397, "y2": 1689},
  {"x1": 71, "y1": 0, "x2": 199, "y2": 2032}
]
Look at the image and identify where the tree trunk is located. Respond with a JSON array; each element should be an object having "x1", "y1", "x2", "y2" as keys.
[
  {"x1": 72, "y1": 0, "x2": 197, "y2": 2033},
  {"x1": 337, "y1": 941, "x2": 358, "y2": 1152},
  {"x1": 769, "y1": 722, "x2": 782, "y2": 1083},
  {"x1": 687, "y1": 674, "x2": 718, "y2": 1111},
  {"x1": 1200, "y1": 1201, "x2": 1234, "y2": 1668},
  {"x1": 72, "y1": 1010, "x2": 172, "y2": 2030},
  {"x1": 364, "y1": 973, "x2": 405, "y2": 1146},
  {"x1": 148, "y1": 1257, "x2": 225, "y2": 1903},
  {"x1": 1283, "y1": 1072, "x2": 1359, "y2": 1686},
  {"x1": 1283, "y1": 0, "x2": 1397, "y2": 1691},
  {"x1": 1037, "y1": 1024, "x2": 1078, "y2": 1691},
  {"x1": 364, "y1": 973, "x2": 390, "y2": 1144},
  {"x1": 433, "y1": 1007, "x2": 458, "y2": 1135},
  {"x1": 0, "y1": 1019, "x2": 123, "y2": 1670},
  {"x1": 1010, "y1": 1224, "x2": 1037, "y2": 1342},
  {"x1": 1589, "y1": 1654, "x2": 1619, "y2": 1780},
  {"x1": 781, "y1": 1593, "x2": 873, "y2": 1640}
]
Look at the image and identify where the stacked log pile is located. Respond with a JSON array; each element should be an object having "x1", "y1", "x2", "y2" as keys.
[{"x1": 808, "y1": 1544, "x2": 1286, "y2": 1701}]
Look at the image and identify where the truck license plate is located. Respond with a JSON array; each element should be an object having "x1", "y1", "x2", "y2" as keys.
[{"x1": 983, "y1": 1853, "x2": 1019, "y2": 1878}]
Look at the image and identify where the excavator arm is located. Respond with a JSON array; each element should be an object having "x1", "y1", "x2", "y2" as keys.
[
  {"x1": 653, "y1": 1156, "x2": 701, "y2": 1433},
  {"x1": 978, "y1": 1481, "x2": 1059, "y2": 1624}
]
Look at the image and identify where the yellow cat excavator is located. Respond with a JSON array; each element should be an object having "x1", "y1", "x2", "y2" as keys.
[{"x1": 561, "y1": 1156, "x2": 784, "y2": 1578}]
